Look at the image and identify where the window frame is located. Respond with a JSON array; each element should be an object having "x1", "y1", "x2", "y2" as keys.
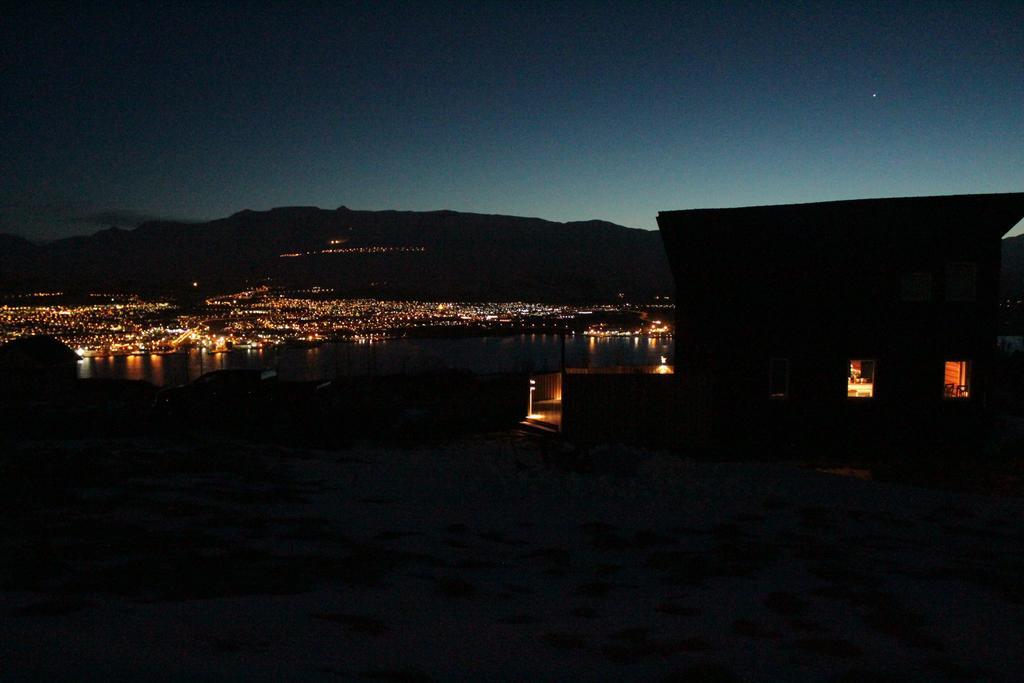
[
  {"x1": 942, "y1": 359, "x2": 972, "y2": 400},
  {"x1": 847, "y1": 358, "x2": 877, "y2": 399},
  {"x1": 945, "y1": 262, "x2": 977, "y2": 302},
  {"x1": 900, "y1": 272, "x2": 933, "y2": 302}
]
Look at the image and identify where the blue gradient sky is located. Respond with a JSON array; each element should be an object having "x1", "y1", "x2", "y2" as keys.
[{"x1": 2, "y1": 1, "x2": 1022, "y2": 240}]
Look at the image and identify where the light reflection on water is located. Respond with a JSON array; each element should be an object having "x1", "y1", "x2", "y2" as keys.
[{"x1": 77, "y1": 334, "x2": 673, "y2": 387}]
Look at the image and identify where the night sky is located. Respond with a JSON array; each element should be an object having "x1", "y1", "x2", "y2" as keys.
[{"x1": 2, "y1": 1, "x2": 1022, "y2": 241}]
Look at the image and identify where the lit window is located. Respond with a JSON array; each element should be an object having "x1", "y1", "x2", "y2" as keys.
[
  {"x1": 945, "y1": 263, "x2": 976, "y2": 302},
  {"x1": 847, "y1": 360, "x2": 875, "y2": 398},
  {"x1": 769, "y1": 358, "x2": 789, "y2": 399},
  {"x1": 900, "y1": 273, "x2": 932, "y2": 302},
  {"x1": 943, "y1": 360, "x2": 971, "y2": 399}
]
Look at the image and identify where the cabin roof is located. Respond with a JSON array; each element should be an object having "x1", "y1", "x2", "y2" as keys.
[
  {"x1": 657, "y1": 192, "x2": 1024, "y2": 242},
  {"x1": 658, "y1": 192, "x2": 1024, "y2": 217}
]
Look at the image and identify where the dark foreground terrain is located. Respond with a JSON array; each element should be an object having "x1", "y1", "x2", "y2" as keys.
[{"x1": 1, "y1": 432, "x2": 1022, "y2": 681}]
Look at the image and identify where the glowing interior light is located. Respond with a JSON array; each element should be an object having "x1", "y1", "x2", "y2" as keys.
[
  {"x1": 944, "y1": 360, "x2": 971, "y2": 399},
  {"x1": 847, "y1": 360, "x2": 875, "y2": 398}
]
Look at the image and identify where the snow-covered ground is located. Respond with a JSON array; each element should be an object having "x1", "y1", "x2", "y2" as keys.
[{"x1": 1, "y1": 434, "x2": 1022, "y2": 681}]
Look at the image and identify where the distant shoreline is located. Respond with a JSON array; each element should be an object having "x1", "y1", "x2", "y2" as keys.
[{"x1": 76, "y1": 330, "x2": 675, "y2": 359}]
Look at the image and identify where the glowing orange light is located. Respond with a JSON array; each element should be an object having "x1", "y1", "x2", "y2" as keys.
[{"x1": 944, "y1": 361, "x2": 970, "y2": 398}]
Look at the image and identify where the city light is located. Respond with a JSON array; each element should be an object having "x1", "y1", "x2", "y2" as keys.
[{"x1": 0, "y1": 288, "x2": 673, "y2": 357}]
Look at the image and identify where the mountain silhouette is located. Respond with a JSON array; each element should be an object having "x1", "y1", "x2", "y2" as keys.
[{"x1": 0, "y1": 207, "x2": 672, "y2": 301}]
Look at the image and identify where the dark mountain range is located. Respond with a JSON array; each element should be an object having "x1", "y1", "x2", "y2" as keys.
[
  {"x1": 0, "y1": 234, "x2": 38, "y2": 260},
  {"x1": 0, "y1": 234, "x2": 39, "y2": 290},
  {"x1": 0, "y1": 207, "x2": 672, "y2": 302}
]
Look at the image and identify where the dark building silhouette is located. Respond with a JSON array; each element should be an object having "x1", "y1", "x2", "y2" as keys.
[
  {"x1": 657, "y1": 193, "x2": 1024, "y2": 455},
  {"x1": 0, "y1": 335, "x2": 81, "y2": 403}
]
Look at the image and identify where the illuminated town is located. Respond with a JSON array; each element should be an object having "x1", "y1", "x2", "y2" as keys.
[{"x1": 0, "y1": 287, "x2": 673, "y2": 357}]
